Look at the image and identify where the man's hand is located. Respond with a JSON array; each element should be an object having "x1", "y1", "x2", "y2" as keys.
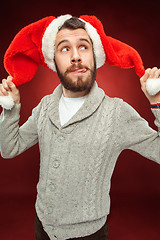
[
  {"x1": 0, "y1": 76, "x2": 20, "y2": 105},
  {"x1": 140, "y1": 67, "x2": 160, "y2": 104}
]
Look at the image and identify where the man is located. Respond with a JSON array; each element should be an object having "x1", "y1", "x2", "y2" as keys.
[{"x1": 0, "y1": 17, "x2": 160, "y2": 240}]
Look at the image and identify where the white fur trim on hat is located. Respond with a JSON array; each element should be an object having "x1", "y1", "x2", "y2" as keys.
[
  {"x1": 42, "y1": 14, "x2": 72, "y2": 71},
  {"x1": 0, "y1": 92, "x2": 14, "y2": 110},
  {"x1": 79, "y1": 18, "x2": 106, "y2": 68}
]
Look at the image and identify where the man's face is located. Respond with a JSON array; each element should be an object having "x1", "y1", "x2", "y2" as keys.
[{"x1": 54, "y1": 28, "x2": 96, "y2": 93}]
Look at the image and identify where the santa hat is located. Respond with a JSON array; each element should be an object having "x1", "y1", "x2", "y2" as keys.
[{"x1": 0, "y1": 14, "x2": 159, "y2": 109}]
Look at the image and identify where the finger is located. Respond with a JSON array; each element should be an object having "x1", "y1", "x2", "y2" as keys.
[
  {"x1": 140, "y1": 68, "x2": 151, "y2": 83},
  {"x1": 154, "y1": 68, "x2": 160, "y2": 78},
  {"x1": 6, "y1": 76, "x2": 13, "y2": 86},
  {"x1": 7, "y1": 80, "x2": 18, "y2": 94},
  {"x1": 0, "y1": 84, "x2": 9, "y2": 96},
  {"x1": 149, "y1": 67, "x2": 158, "y2": 78},
  {"x1": 7, "y1": 76, "x2": 13, "y2": 81},
  {"x1": 146, "y1": 68, "x2": 152, "y2": 74},
  {"x1": 145, "y1": 68, "x2": 152, "y2": 78},
  {"x1": 2, "y1": 79, "x2": 10, "y2": 91}
]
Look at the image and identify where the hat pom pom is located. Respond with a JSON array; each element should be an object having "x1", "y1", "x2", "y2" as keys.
[
  {"x1": 0, "y1": 93, "x2": 14, "y2": 110},
  {"x1": 146, "y1": 77, "x2": 160, "y2": 96}
]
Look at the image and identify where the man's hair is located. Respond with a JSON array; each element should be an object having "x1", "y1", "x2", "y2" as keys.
[{"x1": 59, "y1": 17, "x2": 85, "y2": 31}]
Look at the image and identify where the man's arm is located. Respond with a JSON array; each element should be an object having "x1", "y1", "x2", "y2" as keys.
[
  {"x1": 0, "y1": 76, "x2": 39, "y2": 158},
  {"x1": 116, "y1": 67, "x2": 160, "y2": 163},
  {"x1": 117, "y1": 99, "x2": 160, "y2": 164}
]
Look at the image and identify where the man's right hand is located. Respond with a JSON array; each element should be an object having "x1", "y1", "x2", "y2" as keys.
[{"x1": 0, "y1": 76, "x2": 20, "y2": 105}]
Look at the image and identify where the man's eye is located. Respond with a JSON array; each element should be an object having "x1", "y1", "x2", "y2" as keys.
[
  {"x1": 80, "y1": 46, "x2": 87, "y2": 50},
  {"x1": 61, "y1": 47, "x2": 69, "y2": 52}
]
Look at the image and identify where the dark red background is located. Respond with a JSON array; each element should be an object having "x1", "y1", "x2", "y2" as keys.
[{"x1": 0, "y1": 0, "x2": 160, "y2": 239}]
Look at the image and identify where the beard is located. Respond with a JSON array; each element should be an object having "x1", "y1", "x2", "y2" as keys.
[{"x1": 55, "y1": 61, "x2": 97, "y2": 93}]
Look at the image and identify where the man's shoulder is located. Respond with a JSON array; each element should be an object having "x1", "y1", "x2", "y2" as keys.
[
  {"x1": 95, "y1": 93, "x2": 124, "y2": 117},
  {"x1": 102, "y1": 94, "x2": 136, "y2": 114},
  {"x1": 41, "y1": 93, "x2": 53, "y2": 104},
  {"x1": 40, "y1": 84, "x2": 62, "y2": 105},
  {"x1": 103, "y1": 94, "x2": 123, "y2": 106}
]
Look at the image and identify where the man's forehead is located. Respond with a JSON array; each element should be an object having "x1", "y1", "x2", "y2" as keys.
[{"x1": 55, "y1": 28, "x2": 92, "y2": 45}]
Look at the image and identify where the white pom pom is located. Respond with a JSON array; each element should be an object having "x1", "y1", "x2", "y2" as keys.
[
  {"x1": 0, "y1": 93, "x2": 14, "y2": 110},
  {"x1": 146, "y1": 77, "x2": 160, "y2": 96}
]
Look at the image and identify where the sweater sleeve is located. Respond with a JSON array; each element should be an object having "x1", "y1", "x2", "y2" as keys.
[
  {"x1": 0, "y1": 102, "x2": 42, "y2": 159},
  {"x1": 117, "y1": 100, "x2": 160, "y2": 164}
]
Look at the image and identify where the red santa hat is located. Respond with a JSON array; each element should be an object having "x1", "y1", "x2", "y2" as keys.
[{"x1": 0, "y1": 14, "x2": 159, "y2": 109}]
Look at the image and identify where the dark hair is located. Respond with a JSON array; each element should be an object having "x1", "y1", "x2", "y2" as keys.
[{"x1": 59, "y1": 17, "x2": 85, "y2": 31}]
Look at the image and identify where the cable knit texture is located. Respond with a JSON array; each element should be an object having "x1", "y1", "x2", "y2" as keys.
[{"x1": 0, "y1": 82, "x2": 160, "y2": 240}]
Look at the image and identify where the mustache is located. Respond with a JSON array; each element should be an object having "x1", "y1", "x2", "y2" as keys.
[{"x1": 65, "y1": 63, "x2": 90, "y2": 74}]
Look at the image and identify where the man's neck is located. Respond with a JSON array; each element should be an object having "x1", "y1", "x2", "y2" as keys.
[{"x1": 62, "y1": 86, "x2": 90, "y2": 98}]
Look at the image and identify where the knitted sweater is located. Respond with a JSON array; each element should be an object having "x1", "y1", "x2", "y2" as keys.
[{"x1": 0, "y1": 82, "x2": 160, "y2": 240}]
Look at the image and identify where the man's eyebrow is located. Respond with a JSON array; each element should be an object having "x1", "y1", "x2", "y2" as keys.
[
  {"x1": 56, "y1": 38, "x2": 91, "y2": 49},
  {"x1": 79, "y1": 38, "x2": 91, "y2": 45},
  {"x1": 56, "y1": 39, "x2": 69, "y2": 49}
]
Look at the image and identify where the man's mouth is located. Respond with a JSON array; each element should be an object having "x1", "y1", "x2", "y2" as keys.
[{"x1": 70, "y1": 68, "x2": 87, "y2": 74}]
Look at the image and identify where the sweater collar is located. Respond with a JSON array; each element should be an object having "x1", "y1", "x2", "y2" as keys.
[{"x1": 48, "y1": 81, "x2": 105, "y2": 130}]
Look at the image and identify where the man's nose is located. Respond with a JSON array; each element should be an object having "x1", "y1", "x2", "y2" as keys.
[{"x1": 71, "y1": 48, "x2": 82, "y2": 64}]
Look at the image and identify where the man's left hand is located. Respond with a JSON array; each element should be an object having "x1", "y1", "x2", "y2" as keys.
[{"x1": 140, "y1": 67, "x2": 160, "y2": 104}]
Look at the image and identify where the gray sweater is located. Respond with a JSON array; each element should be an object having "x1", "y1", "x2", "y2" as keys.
[{"x1": 0, "y1": 82, "x2": 160, "y2": 240}]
